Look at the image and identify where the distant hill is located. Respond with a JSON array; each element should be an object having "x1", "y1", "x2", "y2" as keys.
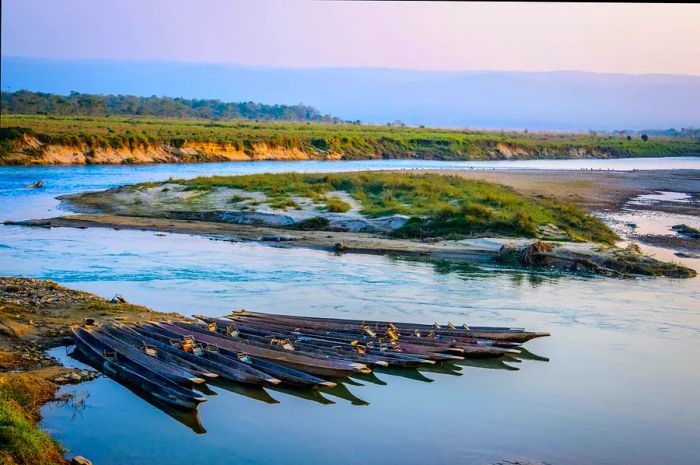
[
  {"x1": 0, "y1": 90, "x2": 339, "y2": 122},
  {"x1": 2, "y1": 57, "x2": 699, "y2": 130}
]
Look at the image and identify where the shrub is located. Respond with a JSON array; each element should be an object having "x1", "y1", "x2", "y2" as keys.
[
  {"x1": 267, "y1": 197, "x2": 300, "y2": 210},
  {"x1": 291, "y1": 216, "x2": 330, "y2": 230},
  {"x1": 514, "y1": 210, "x2": 537, "y2": 236},
  {"x1": 460, "y1": 202, "x2": 494, "y2": 220},
  {"x1": 324, "y1": 197, "x2": 351, "y2": 213}
]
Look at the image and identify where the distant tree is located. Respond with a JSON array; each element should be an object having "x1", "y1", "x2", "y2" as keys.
[
  {"x1": 626, "y1": 135, "x2": 632, "y2": 141},
  {"x1": 641, "y1": 134, "x2": 649, "y2": 141},
  {"x1": 0, "y1": 90, "x2": 340, "y2": 122}
]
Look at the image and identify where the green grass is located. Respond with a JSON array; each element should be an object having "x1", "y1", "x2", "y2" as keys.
[
  {"x1": 0, "y1": 402, "x2": 63, "y2": 465},
  {"x1": 267, "y1": 197, "x2": 301, "y2": 211},
  {"x1": 165, "y1": 172, "x2": 618, "y2": 243},
  {"x1": 2, "y1": 114, "x2": 699, "y2": 163},
  {"x1": 0, "y1": 376, "x2": 65, "y2": 465},
  {"x1": 323, "y1": 196, "x2": 352, "y2": 213},
  {"x1": 290, "y1": 216, "x2": 331, "y2": 230}
]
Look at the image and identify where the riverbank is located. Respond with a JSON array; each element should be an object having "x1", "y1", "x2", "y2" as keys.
[
  {"x1": 3, "y1": 115, "x2": 699, "y2": 165},
  {"x1": 0, "y1": 277, "x2": 177, "y2": 465}
]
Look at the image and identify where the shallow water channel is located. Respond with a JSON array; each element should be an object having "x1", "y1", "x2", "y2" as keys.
[{"x1": 0, "y1": 158, "x2": 699, "y2": 465}]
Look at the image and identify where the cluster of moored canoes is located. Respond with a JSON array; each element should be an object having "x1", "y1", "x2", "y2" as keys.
[{"x1": 70, "y1": 310, "x2": 549, "y2": 410}]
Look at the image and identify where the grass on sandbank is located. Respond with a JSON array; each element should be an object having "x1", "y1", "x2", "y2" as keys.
[
  {"x1": 323, "y1": 196, "x2": 352, "y2": 213},
  {"x1": 168, "y1": 172, "x2": 618, "y2": 243}
]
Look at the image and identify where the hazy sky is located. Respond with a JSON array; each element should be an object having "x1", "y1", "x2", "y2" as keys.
[{"x1": 3, "y1": 1, "x2": 700, "y2": 75}]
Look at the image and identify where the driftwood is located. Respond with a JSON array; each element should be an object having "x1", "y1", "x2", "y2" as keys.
[
  {"x1": 26, "y1": 180, "x2": 45, "y2": 189},
  {"x1": 518, "y1": 241, "x2": 553, "y2": 266},
  {"x1": 513, "y1": 241, "x2": 628, "y2": 277},
  {"x1": 531, "y1": 252, "x2": 626, "y2": 277}
]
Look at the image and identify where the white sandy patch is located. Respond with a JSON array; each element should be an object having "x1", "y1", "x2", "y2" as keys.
[{"x1": 116, "y1": 183, "x2": 410, "y2": 232}]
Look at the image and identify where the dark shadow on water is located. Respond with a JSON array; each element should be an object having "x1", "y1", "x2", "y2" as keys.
[
  {"x1": 68, "y1": 348, "x2": 207, "y2": 434},
  {"x1": 350, "y1": 371, "x2": 388, "y2": 386},
  {"x1": 319, "y1": 382, "x2": 369, "y2": 406},
  {"x1": 424, "y1": 259, "x2": 485, "y2": 277},
  {"x1": 149, "y1": 400, "x2": 207, "y2": 435},
  {"x1": 453, "y1": 357, "x2": 520, "y2": 372},
  {"x1": 341, "y1": 376, "x2": 365, "y2": 387},
  {"x1": 507, "y1": 272, "x2": 552, "y2": 288},
  {"x1": 376, "y1": 366, "x2": 434, "y2": 383},
  {"x1": 209, "y1": 379, "x2": 278, "y2": 404},
  {"x1": 440, "y1": 361, "x2": 463, "y2": 371},
  {"x1": 268, "y1": 384, "x2": 335, "y2": 405},
  {"x1": 386, "y1": 255, "x2": 571, "y2": 288},
  {"x1": 418, "y1": 362, "x2": 464, "y2": 377},
  {"x1": 512, "y1": 347, "x2": 550, "y2": 362},
  {"x1": 192, "y1": 382, "x2": 218, "y2": 396}
]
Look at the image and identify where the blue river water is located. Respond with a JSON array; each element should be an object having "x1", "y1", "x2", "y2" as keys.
[{"x1": 0, "y1": 158, "x2": 699, "y2": 465}]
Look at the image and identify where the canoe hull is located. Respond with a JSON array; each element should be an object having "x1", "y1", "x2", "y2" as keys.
[{"x1": 71, "y1": 327, "x2": 204, "y2": 410}]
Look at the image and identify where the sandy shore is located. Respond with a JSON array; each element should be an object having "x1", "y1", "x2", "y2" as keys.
[
  {"x1": 423, "y1": 169, "x2": 700, "y2": 212},
  {"x1": 15, "y1": 213, "x2": 514, "y2": 260}
]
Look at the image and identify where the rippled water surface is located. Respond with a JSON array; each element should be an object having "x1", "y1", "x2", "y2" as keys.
[{"x1": 0, "y1": 159, "x2": 698, "y2": 465}]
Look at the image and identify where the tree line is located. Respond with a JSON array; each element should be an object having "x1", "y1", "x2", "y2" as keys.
[{"x1": 0, "y1": 90, "x2": 342, "y2": 123}]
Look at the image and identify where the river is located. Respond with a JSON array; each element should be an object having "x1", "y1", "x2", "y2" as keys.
[{"x1": 0, "y1": 158, "x2": 698, "y2": 465}]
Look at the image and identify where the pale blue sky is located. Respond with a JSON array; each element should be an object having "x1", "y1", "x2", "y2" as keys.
[{"x1": 2, "y1": 0, "x2": 699, "y2": 75}]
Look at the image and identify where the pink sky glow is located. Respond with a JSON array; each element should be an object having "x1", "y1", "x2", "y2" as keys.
[{"x1": 3, "y1": 1, "x2": 700, "y2": 75}]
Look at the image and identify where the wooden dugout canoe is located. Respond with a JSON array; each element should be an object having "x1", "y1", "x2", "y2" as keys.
[
  {"x1": 213, "y1": 316, "x2": 516, "y2": 359},
  {"x1": 71, "y1": 326, "x2": 206, "y2": 410},
  {"x1": 192, "y1": 317, "x2": 434, "y2": 368},
  {"x1": 100, "y1": 324, "x2": 219, "y2": 379},
  {"x1": 134, "y1": 324, "x2": 333, "y2": 388},
  {"x1": 154, "y1": 322, "x2": 370, "y2": 378},
  {"x1": 232, "y1": 311, "x2": 549, "y2": 343},
  {"x1": 128, "y1": 325, "x2": 281, "y2": 386},
  {"x1": 89, "y1": 328, "x2": 205, "y2": 386}
]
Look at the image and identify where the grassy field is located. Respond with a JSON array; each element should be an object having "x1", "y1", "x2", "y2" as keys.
[
  {"x1": 2, "y1": 114, "x2": 699, "y2": 162},
  {"x1": 156, "y1": 172, "x2": 619, "y2": 243}
]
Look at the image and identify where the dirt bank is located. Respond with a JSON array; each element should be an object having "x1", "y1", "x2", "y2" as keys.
[
  {"x1": 0, "y1": 277, "x2": 178, "y2": 465},
  {"x1": 2, "y1": 135, "x2": 341, "y2": 165}
]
